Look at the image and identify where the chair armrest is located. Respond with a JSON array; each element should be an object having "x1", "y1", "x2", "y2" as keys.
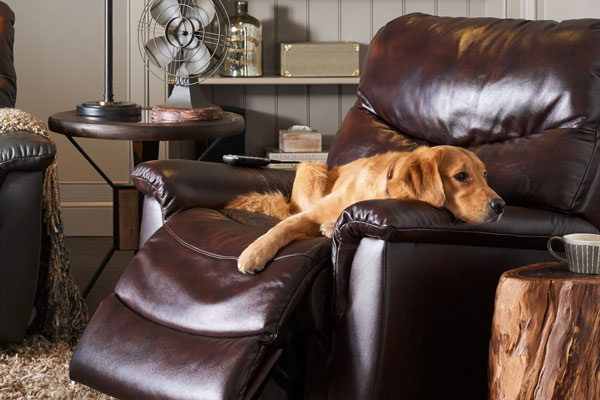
[
  {"x1": 132, "y1": 160, "x2": 296, "y2": 220},
  {"x1": 0, "y1": 132, "x2": 56, "y2": 175},
  {"x1": 331, "y1": 199, "x2": 598, "y2": 317}
]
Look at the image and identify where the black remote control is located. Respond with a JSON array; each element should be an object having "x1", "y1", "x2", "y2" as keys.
[{"x1": 222, "y1": 154, "x2": 299, "y2": 167}]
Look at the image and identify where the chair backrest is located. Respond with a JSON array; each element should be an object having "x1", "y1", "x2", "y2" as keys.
[
  {"x1": 0, "y1": 1, "x2": 16, "y2": 108},
  {"x1": 328, "y1": 13, "x2": 600, "y2": 228}
]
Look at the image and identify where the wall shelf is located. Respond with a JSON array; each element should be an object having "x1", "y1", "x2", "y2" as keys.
[{"x1": 203, "y1": 75, "x2": 360, "y2": 85}]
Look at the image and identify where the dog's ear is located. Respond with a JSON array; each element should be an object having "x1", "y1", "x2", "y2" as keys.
[{"x1": 393, "y1": 151, "x2": 446, "y2": 208}]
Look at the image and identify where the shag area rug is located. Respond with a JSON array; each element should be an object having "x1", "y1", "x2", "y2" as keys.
[{"x1": 0, "y1": 336, "x2": 114, "y2": 399}]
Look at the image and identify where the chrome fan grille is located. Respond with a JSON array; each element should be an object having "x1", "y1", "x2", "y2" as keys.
[{"x1": 138, "y1": 0, "x2": 229, "y2": 86}]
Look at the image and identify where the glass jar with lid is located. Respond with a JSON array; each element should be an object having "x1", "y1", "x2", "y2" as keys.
[{"x1": 220, "y1": 1, "x2": 263, "y2": 77}]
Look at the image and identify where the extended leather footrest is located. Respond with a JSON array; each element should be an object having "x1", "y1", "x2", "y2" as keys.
[{"x1": 71, "y1": 208, "x2": 332, "y2": 400}]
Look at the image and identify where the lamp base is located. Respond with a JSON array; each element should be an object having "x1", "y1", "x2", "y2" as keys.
[{"x1": 77, "y1": 101, "x2": 142, "y2": 121}]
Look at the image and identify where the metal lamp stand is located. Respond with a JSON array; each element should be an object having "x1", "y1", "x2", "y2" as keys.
[{"x1": 77, "y1": 0, "x2": 141, "y2": 120}]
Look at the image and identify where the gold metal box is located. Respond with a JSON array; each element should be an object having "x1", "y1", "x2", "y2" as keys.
[{"x1": 279, "y1": 42, "x2": 360, "y2": 78}]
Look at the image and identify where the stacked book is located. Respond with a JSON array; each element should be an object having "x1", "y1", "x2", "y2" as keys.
[{"x1": 265, "y1": 147, "x2": 328, "y2": 169}]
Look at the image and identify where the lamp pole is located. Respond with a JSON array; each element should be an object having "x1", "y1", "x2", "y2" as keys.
[
  {"x1": 76, "y1": 0, "x2": 141, "y2": 119},
  {"x1": 104, "y1": 0, "x2": 114, "y2": 104}
]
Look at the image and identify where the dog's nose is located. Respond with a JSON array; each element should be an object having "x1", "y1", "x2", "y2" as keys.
[{"x1": 489, "y1": 198, "x2": 505, "y2": 215}]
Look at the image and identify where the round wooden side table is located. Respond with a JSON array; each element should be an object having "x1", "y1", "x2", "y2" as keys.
[
  {"x1": 489, "y1": 262, "x2": 600, "y2": 400},
  {"x1": 48, "y1": 109, "x2": 245, "y2": 297}
]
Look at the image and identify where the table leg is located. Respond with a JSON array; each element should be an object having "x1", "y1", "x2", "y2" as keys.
[
  {"x1": 66, "y1": 136, "x2": 142, "y2": 297},
  {"x1": 82, "y1": 245, "x2": 115, "y2": 298}
]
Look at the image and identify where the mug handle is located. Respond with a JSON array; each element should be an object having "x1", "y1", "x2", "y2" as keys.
[{"x1": 547, "y1": 236, "x2": 568, "y2": 262}]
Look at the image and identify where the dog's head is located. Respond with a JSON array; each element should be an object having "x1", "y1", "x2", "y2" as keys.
[{"x1": 386, "y1": 146, "x2": 504, "y2": 224}]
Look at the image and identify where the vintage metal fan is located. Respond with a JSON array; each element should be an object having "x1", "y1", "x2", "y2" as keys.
[{"x1": 138, "y1": 0, "x2": 229, "y2": 121}]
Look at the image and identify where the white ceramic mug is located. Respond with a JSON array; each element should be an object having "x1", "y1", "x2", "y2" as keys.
[{"x1": 547, "y1": 233, "x2": 600, "y2": 274}]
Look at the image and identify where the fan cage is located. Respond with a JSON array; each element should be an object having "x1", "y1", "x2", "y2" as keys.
[{"x1": 138, "y1": 0, "x2": 230, "y2": 86}]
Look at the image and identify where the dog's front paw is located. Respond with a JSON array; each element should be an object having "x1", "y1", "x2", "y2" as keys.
[
  {"x1": 237, "y1": 237, "x2": 277, "y2": 274},
  {"x1": 237, "y1": 247, "x2": 267, "y2": 274},
  {"x1": 320, "y1": 221, "x2": 335, "y2": 238}
]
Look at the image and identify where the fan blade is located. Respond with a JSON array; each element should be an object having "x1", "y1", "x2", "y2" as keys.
[
  {"x1": 151, "y1": 0, "x2": 182, "y2": 25},
  {"x1": 187, "y1": 0, "x2": 216, "y2": 28},
  {"x1": 181, "y1": 42, "x2": 211, "y2": 75},
  {"x1": 145, "y1": 36, "x2": 177, "y2": 68}
]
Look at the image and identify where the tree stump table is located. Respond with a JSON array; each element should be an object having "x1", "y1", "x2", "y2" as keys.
[{"x1": 489, "y1": 262, "x2": 600, "y2": 400}]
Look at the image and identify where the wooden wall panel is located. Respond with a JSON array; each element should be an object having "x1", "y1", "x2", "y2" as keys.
[
  {"x1": 540, "y1": 0, "x2": 600, "y2": 21},
  {"x1": 275, "y1": 0, "x2": 309, "y2": 135},
  {"x1": 307, "y1": 1, "x2": 341, "y2": 146},
  {"x1": 340, "y1": 0, "x2": 372, "y2": 53},
  {"x1": 245, "y1": 86, "x2": 277, "y2": 155},
  {"x1": 406, "y1": 0, "x2": 436, "y2": 15},
  {"x1": 339, "y1": 0, "x2": 372, "y2": 137},
  {"x1": 373, "y1": 0, "x2": 405, "y2": 35},
  {"x1": 438, "y1": 0, "x2": 469, "y2": 17},
  {"x1": 241, "y1": 0, "x2": 277, "y2": 156},
  {"x1": 469, "y1": 0, "x2": 488, "y2": 17},
  {"x1": 485, "y1": 0, "x2": 508, "y2": 17},
  {"x1": 506, "y1": 0, "x2": 524, "y2": 18}
]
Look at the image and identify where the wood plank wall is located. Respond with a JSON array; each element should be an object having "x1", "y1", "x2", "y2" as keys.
[{"x1": 200, "y1": 0, "x2": 490, "y2": 156}]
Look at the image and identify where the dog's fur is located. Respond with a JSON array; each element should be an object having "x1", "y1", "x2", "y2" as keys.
[{"x1": 226, "y1": 146, "x2": 503, "y2": 274}]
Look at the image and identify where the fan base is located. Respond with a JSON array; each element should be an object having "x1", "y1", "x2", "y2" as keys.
[{"x1": 151, "y1": 105, "x2": 222, "y2": 122}]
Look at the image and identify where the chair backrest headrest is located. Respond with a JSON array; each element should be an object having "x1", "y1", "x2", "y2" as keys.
[{"x1": 357, "y1": 13, "x2": 600, "y2": 146}]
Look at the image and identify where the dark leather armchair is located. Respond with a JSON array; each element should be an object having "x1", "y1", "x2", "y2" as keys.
[
  {"x1": 0, "y1": 1, "x2": 57, "y2": 343},
  {"x1": 71, "y1": 13, "x2": 600, "y2": 399}
]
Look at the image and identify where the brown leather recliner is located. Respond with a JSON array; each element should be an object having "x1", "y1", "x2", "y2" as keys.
[
  {"x1": 0, "y1": 1, "x2": 56, "y2": 344},
  {"x1": 71, "y1": 14, "x2": 600, "y2": 399}
]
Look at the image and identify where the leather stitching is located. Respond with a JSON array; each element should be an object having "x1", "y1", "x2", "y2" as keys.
[
  {"x1": 164, "y1": 223, "x2": 238, "y2": 260},
  {"x1": 113, "y1": 293, "x2": 267, "y2": 339},
  {"x1": 237, "y1": 343, "x2": 264, "y2": 400},
  {"x1": 131, "y1": 174, "x2": 168, "y2": 221},
  {"x1": 569, "y1": 127, "x2": 599, "y2": 211},
  {"x1": 164, "y1": 222, "x2": 321, "y2": 263},
  {"x1": 0, "y1": 154, "x2": 53, "y2": 167},
  {"x1": 339, "y1": 219, "x2": 597, "y2": 241}
]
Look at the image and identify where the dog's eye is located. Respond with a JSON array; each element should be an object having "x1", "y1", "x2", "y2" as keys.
[
  {"x1": 454, "y1": 172, "x2": 468, "y2": 182},
  {"x1": 483, "y1": 171, "x2": 488, "y2": 180}
]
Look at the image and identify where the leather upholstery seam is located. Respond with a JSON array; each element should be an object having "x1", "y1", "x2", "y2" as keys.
[
  {"x1": 0, "y1": 153, "x2": 54, "y2": 167},
  {"x1": 339, "y1": 220, "x2": 582, "y2": 240},
  {"x1": 569, "y1": 126, "x2": 598, "y2": 211},
  {"x1": 114, "y1": 293, "x2": 271, "y2": 339},
  {"x1": 274, "y1": 257, "x2": 330, "y2": 339},
  {"x1": 164, "y1": 223, "x2": 238, "y2": 260},
  {"x1": 131, "y1": 174, "x2": 167, "y2": 220},
  {"x1": 237, "y1": 343, "x2": 264, "y2": 400},
  {"x1": 164, "y1": 223, "x2": 322, "y2": 263}
]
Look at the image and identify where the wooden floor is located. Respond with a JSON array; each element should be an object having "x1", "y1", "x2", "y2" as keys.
[{"x1": 65, "y1": 237, "x2": 134, "y2": 315}]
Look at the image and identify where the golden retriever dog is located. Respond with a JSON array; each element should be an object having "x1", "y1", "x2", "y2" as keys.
[{"x1": 227, "y1": 146, "x2": 504, "y2": 274}]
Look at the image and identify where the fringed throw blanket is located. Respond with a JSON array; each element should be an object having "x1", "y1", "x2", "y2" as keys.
[{"x1": 0, "y1": 108, "x2": 87, "y2": 343}]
